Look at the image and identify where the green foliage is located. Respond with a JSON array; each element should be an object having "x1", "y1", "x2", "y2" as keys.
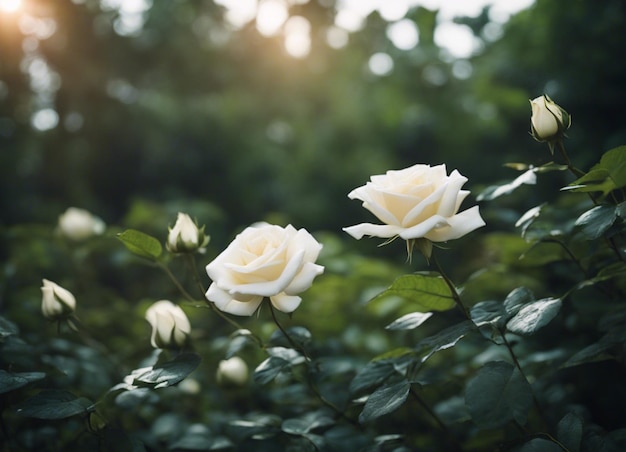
[
  {"x1": 117, "y1": 229, "x2": 163, "y2": 261},
  {"x1": 370, "y1": 273, "x2": 456, "y2": 313},
  {"x1": 15, "y1": 390, "x2": 94, "y2": 420},
  {"x1": 465, "y1": 361, "x2": 533, "y2": 429},
  {"x1": 565, "y1": 146, "x2": 626, "y2": 196}
]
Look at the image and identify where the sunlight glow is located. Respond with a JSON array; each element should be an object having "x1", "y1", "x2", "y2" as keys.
[
  {"x1": 386, "y1": 19, "x2": 418, "y2": 51},
  {"x1": 434, "y1": 22, "x2": 480, "y2": 58},
  {"x1": 214, "y1": 0, "x2": 535, "y2": 59},
  {"x1": 215, "y1": 0, "x2": 257, "y2": 29},
  {"x1": 368, "y1": 52, "x2": 394, "y2": 76},
  {"x1": 0, "y1": 0, "x2": 21, "y2": 13},
  {"x1": 284, "y1": 16, "x2": 311, "y2": 58},
  {"x1": 256, "y1": 0, "x2": 288, "y2": 36}
]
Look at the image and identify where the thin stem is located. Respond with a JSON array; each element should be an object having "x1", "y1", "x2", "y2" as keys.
[
  {"x1": 157, "y1": 261, "x2": 196, "y2": 302},
  {"x1": 184, "y1": 254, "x2": 208, "y2": 299},
  {"x1": 556, "y1": 141, "x2": 585, "y2": 178},
  {"x1": 539, "y1": 238, "x2": 588, "y2": 277},
  {"x1": 409, "y1": 388, "x2": 449, "y2": 433},
  {"x1": 268, "y1": 303, "x2": 358, "y2": 425},
  {"x1": 269, "y1": 302, "x2": 310, "y2": 361},
  {"x1": 431, "y1": 252, "x2": 471, "y2": 320},
  {"x1": 500, "y1": 329, "x2": 547, "y2": 428}
]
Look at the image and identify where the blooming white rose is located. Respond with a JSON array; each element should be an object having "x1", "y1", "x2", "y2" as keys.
[
  {"x1": 216, "y1": 356, "x2": 249, "y2": 386},
  {"x1": 145, "y1": 300, "x2": 191, "y2": 349},
  {"x1": 530, "y1": 94, "x2": 570, "y2": 142},
  {"x1": 343, "y1": 164, "x2": 485, "y2": 243},
  {"x1": 205, "y1": 223, "x2": 324, "y2": 316},
  {"x1": 41, "y1": 279, "x2": 76, "y2": 320},
  {"x1": 166, "y1": 212, "x2": 209, "y2": 253},
  {"x1": 58, "y1": 207, "x2": 105, "y2": 241}
]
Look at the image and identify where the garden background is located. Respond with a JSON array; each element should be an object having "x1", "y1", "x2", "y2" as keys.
[{"x1": 1, "y1": 0, "x2": 626, "y2": 450}]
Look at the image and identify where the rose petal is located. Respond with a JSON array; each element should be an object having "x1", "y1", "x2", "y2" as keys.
[
  {"x1": 206, "y1": 283, "x2": 263, "y2": 316},
  {"x1": 436, "y1": 170, "x2": 468, "y2": 217},
  {"x1": 349, "y1": 185, "x2": 401, "y2": 226},
  {"x1": 398, "y1": 215, "x2": 450, "y2": 240},
  {"x1": 270, "y1": 293, "x2": 302, "y2": 313},
  {"x1": 229, "y1": 249, "x2": 305, "y2": 296},
  {"x1": 291, "y1": 228, "x2": 323, "y2": 262},
  {"x1": 284, "y1": 262, "x2": 325, "y2": 295},
  {"x1": 401, "y1": 183, "x2": 446, "y2": 227},
  {"x1": 342, "y1": 223, "x2": 403, "y2": 240},
  {"x1": 423, "y1": 206, "x2": 486, "y2": 242}
]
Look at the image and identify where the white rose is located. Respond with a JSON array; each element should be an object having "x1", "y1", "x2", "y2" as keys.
[
  {"x1": 216, "y1": 357, "x2": 249, "y2": 386},
  {"x1": 343, "y1": 164, "x2": 485, "y2": 242},
  {"x1": 530, "y1": 94, "x2": 570, "y2": 142},
  {"x1": 145, "y1": 300, "x2": 191, "y2": 349},
  {"x1": 58, "y1": 207, "x2": 105, "y2": 241},
  {"x1": 205, "y1": 223, "x2": 324, "y2": 316},
  {"x1": 41, "y1": 279, "x2": 76, "y2": 320},
  {"x1": 167, "y1": 212, "x2": 209, "y2": 253}
]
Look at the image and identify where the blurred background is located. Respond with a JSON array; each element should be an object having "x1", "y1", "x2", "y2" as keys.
[{"x1": 2, "y1": 0, "x2": 625, "y2": 239}]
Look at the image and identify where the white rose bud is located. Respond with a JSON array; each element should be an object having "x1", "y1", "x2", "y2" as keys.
[
  {"x1": 58, "y1": 207, "x2": 105, "y2": 241},
  {"x1": 145, "y1": 300, "x2": 191, "y2": 349},
  {"x1": 206, "y1": 223, "x2": 324, "y2": 316},
  {"x1": 343, "y1": 164, "x2": 485, "y2": 257},
  {"x1": 530, "y1": 94, "x2": 571, "y2": 146},
  {"x1": 166, "y1": 213, "x2": 209, "y2": 253},
  {"x1": 41, "y1": 279, "x2": 76, "y2": 320},
  {"x1": 216, "y1": 357, "x2": 249, "y2": 387}
]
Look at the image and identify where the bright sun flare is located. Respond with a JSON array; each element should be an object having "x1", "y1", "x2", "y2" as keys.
[{"x1": 0, "y1": 0, "x2": 21, "y2": 13}]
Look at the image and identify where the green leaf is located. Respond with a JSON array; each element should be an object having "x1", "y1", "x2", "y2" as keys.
[
  {"x1": 574, "y1": 205, "x2": 617, "y2": 240},
  {"x1": 617, "y1": 201, "x2": 626, "y2": 218},
  {"x1": 349, "y1": 361, "x2": 397, "y2": 395},
  {"x1": 557, "y1": 412, "x2": 584, "y2": 452},
  {"x1": 281, "y1": 413, "x2": 334, "y2": 436},
  {"x1": 477, "y1": 168, "x2": 537, "y2": 201},
  {"x1": 465, "y1": 361, "x2": 533, "y2": 429},
  {"x1": 253, "y1": 348, "x2": 305, "y2": 385},
  {"x1": 565, "y1": 146, "x2": 626, "y2": 196},
  {"x1": 117, "y1": 229, "x2": 163, "y2": 260},
  {"x1": 385, "y1": 312, "x2": 433, "y2": 330},
  {"x1": 0, "y1": 370, "x2": 46, "y2": 394},
  {"x1": 359, "y1": 380, "x2": 411, "y2": 423},
  {"x1": 269, "y1": 326, "x2": 312, "y2": 349},
  {"x1": 415, "y1": 320, "x2": 476, "y2": 363},
  {"x1": 15, "y1": 390, "x2": 94, "y2": 419},
  {"x1": 0, "y1": 316, "x2": 19, "y2": 338},
  {"x1": 228, "y1": 416, "x2": 281, "y2": 440},
  {"x1": 470, "y1": 301, "x2": 505, "y2": 326},
  {"x1": 503, "y1": 287, "x2": 534, "y2": 316},
  {"x1": 133, "y1": 353, "x2": 201, "y2": 389},
  {"x1": 506, "y1": 298, "x2": 562, "y2": 336},
  {"x1": 519, "y1": 438, "x2": 563, "y2": 452},
  {"x1": 370, "y1": 273, "x2": 456, "y2": 313},
  {"x1": 254, "y1": 356, "x2": 291, "y2": 385},
  {"x1": 562, "y1": 328, "x2": 626, "y2": 368}
]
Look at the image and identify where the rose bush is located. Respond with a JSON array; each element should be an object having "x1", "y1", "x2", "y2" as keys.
[
  {"x1": 343, "y1": 164, "x2": 485, "y2": 244},
  {"x1": 57, "y1": 207, "x2": 105, "y2": 241},
  {"x1": 40, "y1": 279, "x2": 76, "y2": 320},
  {"x1": 145, "y1": 300, "x2": 191, "y2": 349},
  {"x1": 205, "y1": 223, "x2": 324, "y2": 316}
]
